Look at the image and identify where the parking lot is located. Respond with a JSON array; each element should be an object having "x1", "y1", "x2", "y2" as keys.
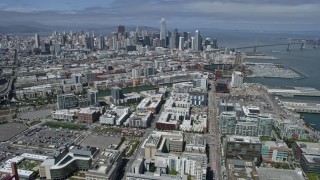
[
  {"x1": 14, "y1": 127, "x2": 80, "y2": 149},
  {"x1": 0, "y1": 142, "x2": 37, "y2": 161},
  {"x1": 220, "y1": 84, "x2": 275, "y2": 114},
  {"x1": 18, "y1": 109, "x2": 52, "y2": 121},
  {"x1": 80, "y1": 134, "x2": 121, "y2": 149},
  {"x1": 0, "y1": 123, "x2": 27, "y2": 142}
]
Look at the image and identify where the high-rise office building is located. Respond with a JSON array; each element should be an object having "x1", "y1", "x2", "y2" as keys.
[
  {"x1": 144, "y1": 35, "x2": 151, "y2": 46},
  {"x1": 169, "y1": 36, "x2": 175, "y2": 49},
  {"x1": 179, "y1": 37, "x2": 185, "y2": 51},
  {"x1": 85, "y1": 37, "x2": 94, "y2": 49},
  {"x1": 54, "y1": 44, "x2": 61, "y2": 55},
  {"x1": 40, "y1": 42, "x2": 50, "y2": 54},
  {"x1": 98, "y1": 35, "x2": 104, "y2": 50},
  {"x1": 160, "y1": 18, "x2": 166, "y2": 47},
  {"x1": 35, "y1": 34, "x2": 40, "y2": 48},
  {"x1": 173, "y1": 28, "x2": 179, "y2": 48},
  {"x1": 205, "y1": 38, "x2": 210, "y2": 47},
  {"x1": 87, "y1": 89, "x2": 98, "y2": 106},
  {"x1": 194, "y1": 30, "x2": 202, "y2": 51},
  {"x1": 112, "y1": 36, "x2": 118, "y2": 50},
  {"x1": 118, "y1": 25, "x2": 125, "y2": 34},
  {"x1": 111, "y1": 87, "x2": 123, "y2": 105},
  {"x1": 61, "y1": 35, "x2": 67, "y2": 45},
  {"x1": 212, "y1": 38, "x2": 218, "y2": 49},
  {"x1": 133, "y1": 31, "x2": 139, "y2": 45},
  {"x1": 191, "y1": 37, "x2": 195, "y2": 50},
  {"x1": 183, "y1": 32, "x2": 188, "y2": 41},
  {"x1": 187, "y1": 32, "x2": 191, "y2": 41}
]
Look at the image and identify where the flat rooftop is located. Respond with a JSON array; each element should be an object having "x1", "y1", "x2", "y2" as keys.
[
  {"x1": 227, "y1": 135, "x2": 261, "y2": 144},
  {"x1": 257, "y1": 168, "x2": 304, "y2": 180}
]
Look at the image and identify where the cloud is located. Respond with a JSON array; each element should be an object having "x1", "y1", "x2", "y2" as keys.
[{"x1": 0, "y1": 0, "x2": 319, "y2": 30}]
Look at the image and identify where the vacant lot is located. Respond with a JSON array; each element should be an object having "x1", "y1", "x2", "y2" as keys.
[
  {"x1": 0, "y1": 123, "x2": 27, "y2": 141},
  {"x1": 19, "y1": 109, "x2": 52, "y2": 121}
]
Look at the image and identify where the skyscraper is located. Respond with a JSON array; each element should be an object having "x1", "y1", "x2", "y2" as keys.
[
  {"x1": 183, "y1": 32, "x2": 188, "y2": 41},
  {"x1": 194, "y1": 30, "x2": 202, "y2": 51},
  {"x1": 160, "y1": 18, "x2": 166, "y2": 47},
  {"x1": 212, "y1": 38, "x2": 218, "y2": 49},
  {"x1": 118, "y1": 25, "x2": 125, "y2": 34},
  {"x1": 111, "y1": 87, "x2": 123, "y2": 105},
  {"x1": 99, "y1": 35, "x2": 104, "y2": 50},
  {"x1": 85, "y1": 37, "x2": 94, "y2": 49},
  {"x1": 35, "y1": 34, "x2": 40, "y2": 48},
  {"x1": 54, "y1": 44, "x2": 61, "y2": 55},
  {"x1": 179, "y1": 37, "x2": 185, "y2": 51},
  {"x1": 173, "y1": 28, "x2": 179, "y2": 48},
  {"x1": 87, "y1": 89, "x2": 98, "y2": 106},
  {"x1": 191, "y1": 37, "x2": 195, "y2": 50}
]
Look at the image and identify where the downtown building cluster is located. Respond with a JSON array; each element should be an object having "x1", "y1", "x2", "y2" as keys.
[{"x1": 0, "y1": 17, "x2": 319, "y2": 180}]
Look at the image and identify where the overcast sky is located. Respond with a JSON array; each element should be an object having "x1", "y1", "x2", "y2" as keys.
[{"x1": 1, "y1": 0, "x2": 319, "y2": 31}]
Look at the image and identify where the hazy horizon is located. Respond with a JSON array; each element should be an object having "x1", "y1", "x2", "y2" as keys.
[{"x1": 1, "y1": 0, "x2": 320, "y2": 31}]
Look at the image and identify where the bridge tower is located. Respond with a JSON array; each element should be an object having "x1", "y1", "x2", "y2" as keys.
[
  {"x1": 286, "y1": 43, "x2": 291, "y2": 51},
  {"x1": 301, "y1": 40, "x2": 306, "y2": 50}
]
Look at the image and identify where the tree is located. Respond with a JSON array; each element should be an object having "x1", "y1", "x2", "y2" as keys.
[
  {"x1": 121, "y1": 137, "x2": 125, "y2": 142},
  {"x1": 187, "y1": 175, "x2": 192, "y2": 180},
  {"x1": 307, "y1": 173, "x2": 319, "y2": 180},
  {"x1": 149, "y1": 164, "x2": 156, "y2": 172},
  {"x1": 169, "y1": 170, "x2": 179, "y2": 175}
]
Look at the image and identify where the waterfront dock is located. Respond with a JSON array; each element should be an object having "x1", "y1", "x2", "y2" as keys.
[
  {"x1": 244, "y1": 55, "x2": 278, "y2": 60},
  {"x1": 268, "y1": 87, "x2": 320, "y2": 97},
  {"x1": 280, "y1": 99, "x2": 320, "y2": 113}
]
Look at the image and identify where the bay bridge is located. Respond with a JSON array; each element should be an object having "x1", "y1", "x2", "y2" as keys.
[{"x1": 231, "y1": 40, "x2": 319, "y2": 52}]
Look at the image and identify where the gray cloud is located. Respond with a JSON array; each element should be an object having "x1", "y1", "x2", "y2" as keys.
[{"x1": 0, "y1": 0, "x2": 319, "y2": 31}]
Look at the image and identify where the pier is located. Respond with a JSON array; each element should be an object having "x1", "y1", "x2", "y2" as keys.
[
  {"x1": 268, "y1": 87, "x2": 320, "y2": 97},
  {"x1": 280, "y1": 100, "x2": 320, "y2": 114}
]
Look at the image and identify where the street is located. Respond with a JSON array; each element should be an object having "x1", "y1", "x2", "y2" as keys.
[{"x1": 207, "y1": 80, "x2": 222, "y2": 180}]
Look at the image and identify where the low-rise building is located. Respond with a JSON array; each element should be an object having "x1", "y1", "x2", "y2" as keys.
[
  {"x1": 141, "y1": 131, "x2": 184, "y2": 159},
  {"x1": 257, "y1": 168, "x2": 304, "y2": 180},
  {"x1": 261, "y1": 141, "x2": 289, "y2": 162},
  {"x1": 52, "y1": 109, "x2": 78, "y2": 121},
  {"x1": 136, "y1": 95, "x2": 163, "y2": 114},
  {"x1": 99, "y1": 106, "x2": 131, "y2": 126},
  {"x1": 220, "y1": 112, "x2": 273, "y2": 137},
  {"x1": 77, "y1": 107, "x2": 102, "y2": 124},
  {"x1": 85, "y1": 149, "x2": 122, "y2": 180},
  {"x1": 0, "y1": 153, "x2": 49, "y2": 180},
  {"x1": 292, "y1": 142, "x2": 320, "y2": 175},
  {"x1": 274, "y1": 119, "x2": 307, "y2": 139},
  {"x1": 156, "y1": 112, "x2": 178, "y2": 131},
  {"x1": 185, "y1": 134, "x2": 206, "y2": 153},
  {"x1": 225, "y1": 135, "x2": 262, "y2": 165},
  {"x1": 127, "y1": 152, "x2": 207, "y2": 180},
  {"x1": 180, "y1": 114, "x2": 207, "y2": 133},
  {"x1": 99, "y1": 110, "x2": 117, "y2": 125},
  {"x1": 219, "y1": 111, "x2": 237, "y2": 135},
  {"x1": 40, "y1": 146, "x2": 98, "y2": 180},
  {"x1": 226, "y1": 159, "x2": 259, "y2": 180},
  {"x1": 125, "y1": 111, "x2": 153, "y2": 128}
]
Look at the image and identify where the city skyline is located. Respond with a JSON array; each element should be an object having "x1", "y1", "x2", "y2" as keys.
[{"x1": 0, "y1": 0, "x2": 319, "y2": 31}]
